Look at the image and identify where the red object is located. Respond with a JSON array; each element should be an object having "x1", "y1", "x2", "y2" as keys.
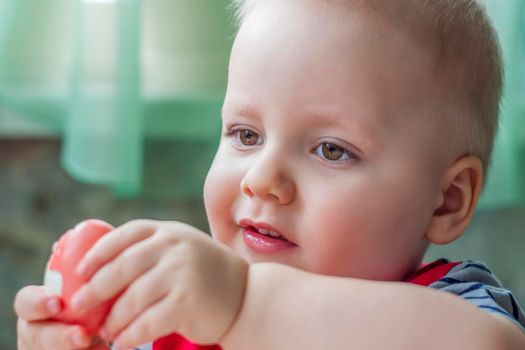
[
  {"x1": 153, "y1": 333, "x2": 222, "y2": 350},
  {"x1": 44, "y1": 219, "x2": 115, "y2": 335},
  {"x1": 406, "y1": 259, "x2": 460, "y2": 286},
  {"x1": 152, "y1": 259, "x2": 459, "y2": 350}
]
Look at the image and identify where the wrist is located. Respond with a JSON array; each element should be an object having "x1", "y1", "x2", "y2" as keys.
[
  {"x1": 216, "y1": 252, "x2": 249, "y2": 345},
  {"x1": 218, "y1": 262, "x2": 297, "y2": 349}
]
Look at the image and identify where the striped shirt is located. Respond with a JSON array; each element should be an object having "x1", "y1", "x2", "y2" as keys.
[{"x1": 426, "y1": 260, "x2": 524, "y2": 332}]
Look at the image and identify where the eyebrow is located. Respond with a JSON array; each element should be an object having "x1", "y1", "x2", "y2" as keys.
[
  {"x1": 303, "y1": 109, "x2": 380, "y2": 152},
  {"x1": 221, "y1": 104, "x2": 261, "y2": 120}
]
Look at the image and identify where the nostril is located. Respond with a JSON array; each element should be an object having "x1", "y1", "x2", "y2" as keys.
[
  {"x1": 240, "y1": 167, "x2": 296, "y2": 204},
  {"x1": 240, "y1": 178, "x2": 254, "y2": 197},
  {"x1": 266, "y1": 193, "x2": 280, "y2": 201}
]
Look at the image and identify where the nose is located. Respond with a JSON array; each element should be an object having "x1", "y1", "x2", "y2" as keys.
[{"x1": 240, "y1": 150, "x2": 296, "y2": 205}]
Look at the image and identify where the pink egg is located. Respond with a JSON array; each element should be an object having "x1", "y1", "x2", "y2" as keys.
[{"x1": 44, "y1": 219, "x2": 115, "y2": 335}]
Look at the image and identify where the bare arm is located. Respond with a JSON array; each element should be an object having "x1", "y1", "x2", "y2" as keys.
[{"x1": 221, "y1": 263, "x2": 525, "y2": 350}]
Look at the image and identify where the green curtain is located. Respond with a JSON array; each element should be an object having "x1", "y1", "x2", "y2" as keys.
[
  {"x1": 0, "y1": 0, "x2": 73, "y2": 133},
  {"x1": 0, "y1": 0, "x2": 233, "y2": 197},
  {"x1": 0, "y1": 0, "x2": 523, "y2": 205},
  {"x1": 63, "y1": 0, "x2": 143, "y2": 196}
]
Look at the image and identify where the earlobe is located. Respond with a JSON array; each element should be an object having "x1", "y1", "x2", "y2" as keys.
[{"x1": 426, "y1": 156, "x2": 483, "y2": 245}]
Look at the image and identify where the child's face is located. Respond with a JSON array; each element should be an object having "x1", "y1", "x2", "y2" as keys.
[{"x1": 204, "y1": 0, "x2": 451, "y2": 281}]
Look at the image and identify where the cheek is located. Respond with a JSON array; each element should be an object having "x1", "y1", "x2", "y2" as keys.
[
  {"x1": 298, "y1": 186, "x2": 376, "y2": 267},
  {"x1": 299, "y1": 179, "x2": 424, "y2": 279},
  {"x1": 203, "y1": 155, "x2": 241, "y2": 241}
]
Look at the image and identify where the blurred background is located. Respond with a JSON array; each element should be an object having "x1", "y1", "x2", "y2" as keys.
[{"x1": 0, "y1": 0, "x2": 524, "y2": 348}]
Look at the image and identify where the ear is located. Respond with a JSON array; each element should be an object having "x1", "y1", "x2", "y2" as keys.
[{"x1": 426, "y1": 155, "x2": 483, "y2": 245}]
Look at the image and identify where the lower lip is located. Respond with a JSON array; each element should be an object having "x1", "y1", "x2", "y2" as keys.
[{"x1": 242, "y1": 227, "x2": 297, "y2": 254}]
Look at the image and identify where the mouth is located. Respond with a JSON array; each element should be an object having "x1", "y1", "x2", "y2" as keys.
[
  {"x1": 239, "y1": 219, "x2": 289, "y2": 240},
  {"x1": 239, "y1": 219, "x2": 297, "y2": 253}
]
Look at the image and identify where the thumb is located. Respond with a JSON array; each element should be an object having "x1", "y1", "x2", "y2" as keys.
[{"x1": 14, "y1": 285, "x2": 62, "y2": 321}]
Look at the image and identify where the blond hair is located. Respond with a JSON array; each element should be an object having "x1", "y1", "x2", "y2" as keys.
[{"x1": 228, "y1": 0, "x2": 503, "y2": 175}]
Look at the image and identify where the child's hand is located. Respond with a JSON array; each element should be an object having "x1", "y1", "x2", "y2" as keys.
[
  {"x1": 14, "y1": 285, "x2": 109, "y2": 350},
  {"x1": 70, "y1": 220, "x2": 248, "y2": 348}
]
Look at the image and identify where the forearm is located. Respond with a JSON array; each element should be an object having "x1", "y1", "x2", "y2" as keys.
[{"x1": 221, "y1": 263, "x2": 525, "y2": 350}]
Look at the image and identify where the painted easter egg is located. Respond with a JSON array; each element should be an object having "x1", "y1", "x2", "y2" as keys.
[{"x1": 44, "y1": 219, "x2": 115, "y2": 335}]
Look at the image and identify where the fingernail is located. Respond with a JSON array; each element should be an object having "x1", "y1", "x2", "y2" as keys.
[
  {"x1": 99, "y1": 327, "x2": 110, "y2": 340},
  {"x1": 46, "y1": 297, "x2": 61, "y2": 314},
  {"x1": 76, "y1": 260, "x2": 88, "y2": 277},
  {"x1": 70, "y1": 294, "x2": 84, "y2": 313},
  {"x1": 70, "y1": 330, "x2": 89, "y2": 347}
]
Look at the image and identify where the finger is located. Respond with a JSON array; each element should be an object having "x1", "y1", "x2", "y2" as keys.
[
  {"x1": 18, "y1": 318, "x2": 92, "y2": 349},
  {"x1": 71, "y1": 235, "x2": 164, "y2": 315},
  {"x1": 14, "y1": 285, "x2": 62, "y2": 321},
  {"x1": 101, "y1": 262, "x2": 171, "y2": 339},
  {"x1": 112, "y1": 297, "x2": 178, "y2": 349},
  {"x1": 77, "y1": 219, "x2": 158, "y2": 279},
  {"x1": 89, "y1": 337, "x2": 112, "y2": 350}
]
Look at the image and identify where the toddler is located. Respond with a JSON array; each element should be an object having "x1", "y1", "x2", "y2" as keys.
[{"x1": 14, "y1": 0, "x2": 525, "y2": 349}]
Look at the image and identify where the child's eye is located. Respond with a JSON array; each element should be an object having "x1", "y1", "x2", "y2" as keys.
[
  {"x1": 224, "y1": 129, "x2": 263, "y2": 147},
  {"x1": 313, "y1": 143, "x2": 356, "y2": 162}
]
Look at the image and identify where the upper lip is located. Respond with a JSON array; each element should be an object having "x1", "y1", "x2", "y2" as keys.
[{"x1": 239, "y1": 218, "x2": 295, "y2": 243}]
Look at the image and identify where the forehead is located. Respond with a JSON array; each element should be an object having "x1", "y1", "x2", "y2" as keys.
[{"x1": 226, "y1": 0, "x2": 440, "y2": 130}]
